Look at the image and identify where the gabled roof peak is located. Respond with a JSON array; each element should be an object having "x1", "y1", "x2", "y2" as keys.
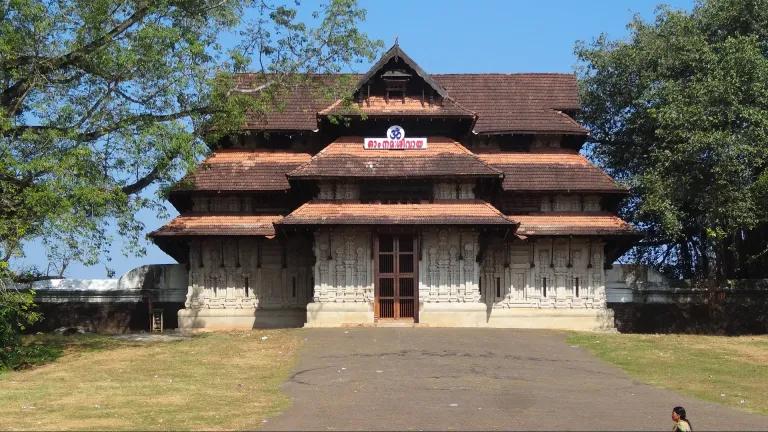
[{"x1": 355, "y1": 43, "x2": 450, "y2": 99}]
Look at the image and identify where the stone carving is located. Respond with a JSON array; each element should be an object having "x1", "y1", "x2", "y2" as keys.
[
  {"x1": 312, "y1": 228, "x2": 373, "y2": 304},
  {"x1": 184, "y1": 236, "x2": 313, "y2": 310},
  {"x1": 480, "y1": 238, "x2": 607, "y2": 309},
  {"x1": 554, "y1": 248, "x2": 568, "y2": 268}
]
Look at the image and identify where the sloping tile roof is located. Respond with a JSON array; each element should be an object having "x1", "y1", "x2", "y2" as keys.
[
  {"x1": 235, "y1": 74, "x2": 340, "y2": 131},
  {"x1": 175, "y1": 150, "x2": 311, "y2": 192},
  {"x1": 434, "y1": 74, "x2": 584, "y2": 135},
  {"x1": 476, "y1": 152, "x2": 626, "y2": 193},
  {"x1": 512, "y1": 213, "x2": 636, "y2": 236},
  {"x1": 234, "y1": 73, "x2": 585, "y2": 135},
  {"x1": 288, "y1": 136, "x2": 502, "y2": 179},
  {"x1": 319, "y1": 95, "x2": 475, "y2": 117},
  {"x1": 280, "y1": 200, "x2": 516, "y2": 226},
  {"x1": 149, "y1": 215, "x2": 281, "y2": 237}
]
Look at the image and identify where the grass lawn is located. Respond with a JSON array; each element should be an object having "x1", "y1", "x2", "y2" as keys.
[
  {"x1": 568, "y1": 332, "x2": 768, "y2": 415},
  {"x1": 0, "y1": 330, "x2": 302, "y2": 430}
]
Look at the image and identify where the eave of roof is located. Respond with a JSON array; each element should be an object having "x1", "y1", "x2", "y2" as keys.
[
  {"x1": 149, "y1": 215, "x2": 282, "y2": 238},
  {"x1": 280, "y1": 200, "x2": 517, "y2": 226},
  {"x1": 288, "y1": 136, "x2": 503, "y2": 179},
  {"x1": 172, "y1": 150, "x2": 312, "y2": 193},
  {"x1": 511, "y1": 213, "x2": 637, "y2": 236},
  {"x1": 476, "y1": 153, "x2": 627, "y2": 193}
]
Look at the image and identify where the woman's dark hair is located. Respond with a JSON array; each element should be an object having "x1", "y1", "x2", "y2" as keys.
[{"x1": 673, "y1": 406, "x2": 692, "y2": 430}]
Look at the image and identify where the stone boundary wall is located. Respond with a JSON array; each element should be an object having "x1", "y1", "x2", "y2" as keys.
[
  {"x1": 606, "y1": 265, "x2": 768, "y2": 334},
  {"x1": 29, "y1": 301, "x2": 185, "y2": 334},
  {"x1": 609, "y1": 283, "x2": 768, "y2": 334}
]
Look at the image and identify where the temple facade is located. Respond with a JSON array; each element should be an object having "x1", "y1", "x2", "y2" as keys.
[{"x1": 150, "y1": 44, "x2": 638, "y2": 330}]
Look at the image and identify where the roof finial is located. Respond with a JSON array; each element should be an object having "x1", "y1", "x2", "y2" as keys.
[{"x1": 394, "y1": 35, "x2": 399, "y2": 46}]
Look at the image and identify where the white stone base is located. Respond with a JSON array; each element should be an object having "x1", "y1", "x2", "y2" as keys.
[
  {"x1": 486, "y1": 307, "x2": 615, "y2": 331},
  {"x1": 178, "y1": 307, "x2": 305, "y2": 330},
  {"x1": 419, "y1": 302, "x2": 488, "y2": 327},
  {"x1": 305, "y1": 302, "x2": 374, "y2": 327}
]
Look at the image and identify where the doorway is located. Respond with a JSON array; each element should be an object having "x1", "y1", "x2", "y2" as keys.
[{"x1": 375, "y1": 234, "x2": 418, "y2": 321}]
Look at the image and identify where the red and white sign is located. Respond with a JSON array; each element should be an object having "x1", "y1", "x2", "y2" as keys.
[
  {"x1": 364, "y1": 125, "x2": 428, "y2": 150},
  {"x1": 363, "y1": 138, "x2": 428, "y2": 150}
]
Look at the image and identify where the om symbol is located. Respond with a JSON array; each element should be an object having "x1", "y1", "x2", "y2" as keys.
[{"x1": 387, "y1": 125, "x2": 404, "y2": 140}]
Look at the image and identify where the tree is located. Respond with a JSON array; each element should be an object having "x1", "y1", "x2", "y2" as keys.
[
  {"x1": 0, "y1": 277, "x2": 42, "y2": 369},
  {"x1": 576, "y1": 0, "x2": 768, "y2": 280},
  {"x1": 0, "y1": 0, "x2": 381, "y2": 281}
]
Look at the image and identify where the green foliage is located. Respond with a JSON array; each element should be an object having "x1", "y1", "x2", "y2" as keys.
[
  {"x1": 0, "y1": 0, "x2": 381, "y2": 279},
  {"x1": 576, "y1": 0, "x2": 768, "y2": 279},
  {"x1": 0, "y1": 281, "x2": 43, "y2": 370}
]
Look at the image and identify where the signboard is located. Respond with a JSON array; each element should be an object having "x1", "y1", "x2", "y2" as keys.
[{"x1": 363, "y1": 125, "x2": 428, "y2": 150}]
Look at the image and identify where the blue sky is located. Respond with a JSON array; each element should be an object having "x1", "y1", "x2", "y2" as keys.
[{"x1": 20, "y1": 0, "x2": 695, "y2": 279}]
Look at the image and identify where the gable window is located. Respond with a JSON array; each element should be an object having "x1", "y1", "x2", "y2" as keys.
[{"x1": 382, "y1": 69, "x2": 410, "y2": 102}]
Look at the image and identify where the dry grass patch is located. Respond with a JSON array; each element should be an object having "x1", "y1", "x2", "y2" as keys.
[
  {"x1": 0, "y1": 330, "x2": 302, "y2": 430},
  {"x1": 568, "y1": 333, "x2": 768, "y2": 415}
]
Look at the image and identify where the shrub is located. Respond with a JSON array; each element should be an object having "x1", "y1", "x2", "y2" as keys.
[{"x1": 0, "y1": 282, "x2": 43, "y2": 370}]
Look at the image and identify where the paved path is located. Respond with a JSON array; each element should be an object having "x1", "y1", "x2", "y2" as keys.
[{"x1": 264, "y1": 328, "x2": 767, "y2": 431}]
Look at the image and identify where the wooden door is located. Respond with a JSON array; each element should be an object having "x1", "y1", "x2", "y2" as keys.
[{"x1": 375, "y1": 234, "x2": 418, "y2": 321}]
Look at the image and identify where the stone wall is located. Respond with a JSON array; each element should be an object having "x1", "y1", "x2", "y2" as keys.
[
  {"x1": 312, "y1": 227, "x2": 373, "y2": 303},
  {"x1": 29, "y1": 301, "x2": 184, "y2": 334},
  {"x1": 480, "y1": 237, "x2": 606, "y2": 309},
  {"x1": 606, "y1": 265, "x2": 768, "y2": 334},
  {"x1": 419, "y1": 228, "x2": 481, "y2": 303},
  {"x1": 186, "y1": 236, "x2": 313, "y2": 310},
  {"x1": 309, "y1": 227, "x2": 483, "y2": 305}
]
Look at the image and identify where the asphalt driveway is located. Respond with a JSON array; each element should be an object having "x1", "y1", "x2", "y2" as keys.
[{"x1": 264, "y1": 328, "x2": 767, "y2": 431}]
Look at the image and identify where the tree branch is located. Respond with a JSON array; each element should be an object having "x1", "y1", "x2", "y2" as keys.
[
  {"x1": 121, "y1": 165, "x2": 162, "y2": 195},
  {"x1": 1, "y1": 2, "x2": 153, "y2": 115},
  {"x1": 4, "y1": 106, "x2": 215, "y2": 141},
  {"x1": 79, "y1": 106, "x2": 215, "y2": 141}
]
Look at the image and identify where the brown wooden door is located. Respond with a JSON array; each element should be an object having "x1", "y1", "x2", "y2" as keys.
[{"x1": 375, "y1": 234, "x2": 418, "y2": 321}]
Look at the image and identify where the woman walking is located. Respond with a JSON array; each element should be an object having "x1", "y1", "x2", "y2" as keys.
[{"x1": 672, "y1": 406, "x2": 692, "y2": 431}]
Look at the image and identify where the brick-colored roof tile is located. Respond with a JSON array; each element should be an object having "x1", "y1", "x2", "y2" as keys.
[
  {"x1": 280, "y1": 200, "x2": 516, "y2": 226},
  {"x1": 435, "y1": 74, "x2": 584, "y2": 134},
  {"x1": 512, "y1": 213, "x2": 636, "y2": 236},
  {"x1": 289, "y1": 136, "x2": 501, "y2": 178},
  {"x1": 149, "y1": 215, "x2": 281, "y2": 237},
  {"x1": 476, "y1": 153, "x2": 626, "y2": 192},
  {"x1": 176, "y1": 150, "x2": 311, "y2": 192},
  {"x1": 319, "y1": 95, "x2": 475, "y2": 117},
  {"x1": 235, "y1": 73, "x2": 585, "y2": 135}
]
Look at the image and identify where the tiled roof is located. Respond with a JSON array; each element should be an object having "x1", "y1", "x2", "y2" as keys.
[
  {"x1": 175, "y1": 150, "x2": 311, "y2": 192},
  {"x1": 149, "y1": 215, "x2": 281, "y2": 237},
  {"x1": 319, "y1": 95, "x2": 475, "y2": 117},
  {"x1": 434, "y1": 74, "x2": 585, "y2": 135},
  {"x1": 234, "y1": 73, "x2": 585, "y2": 135},
  {"x1": 288, "y1": 136, "x2": 502, "y2": 179},
  {"x1": 235, "y1": 74, "x2": 340, "y2": 131},
  {"x1": 512, "y1": 213, "x2": 636, "y2": 236},
  {"x1": 476, "y1": 152, "x2": 626, "y2": 193},
  {"x1": 280, "y1": 200, "x2": 516, "y2": 226}
]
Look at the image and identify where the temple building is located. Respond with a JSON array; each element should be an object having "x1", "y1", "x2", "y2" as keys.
[{"x1": 149, "y1": 44, "x2": 639, "y2": 330}]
